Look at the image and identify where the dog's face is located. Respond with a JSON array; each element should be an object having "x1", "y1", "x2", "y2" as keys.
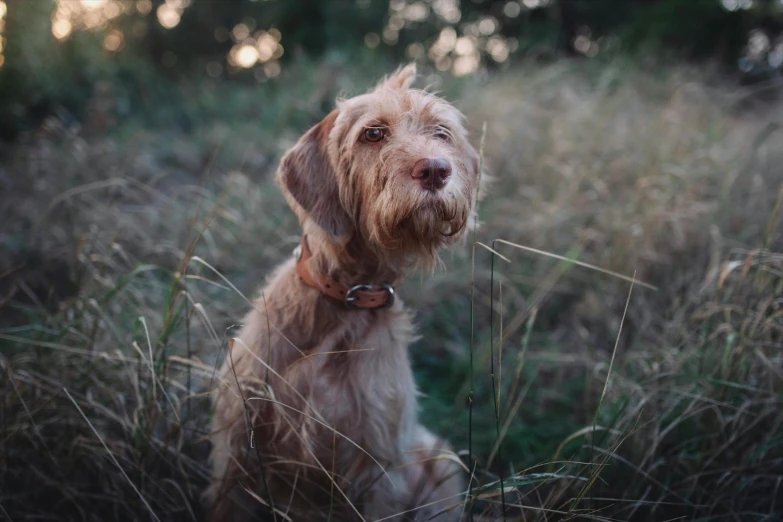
[{"x1": 278, "y1": 64, "x2": 480, "y2": 266}]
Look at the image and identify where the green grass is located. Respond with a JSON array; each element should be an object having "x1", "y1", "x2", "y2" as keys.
[{"x1": 1, "y1": 57, "x2": 782, "y2": 521}]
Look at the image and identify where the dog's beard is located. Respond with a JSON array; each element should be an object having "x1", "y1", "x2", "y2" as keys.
[{"x1": 365, "y1": 183, "x2": 472, "y2": 267}]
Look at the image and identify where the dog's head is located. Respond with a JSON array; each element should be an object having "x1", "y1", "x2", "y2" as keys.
[{"x1": 277, "y1": 64, "x2": 481, "y2": 267}]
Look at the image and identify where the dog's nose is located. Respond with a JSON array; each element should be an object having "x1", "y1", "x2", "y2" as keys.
[{"x1": 410, "y1": 158, "x2": 452, "y2": 191}]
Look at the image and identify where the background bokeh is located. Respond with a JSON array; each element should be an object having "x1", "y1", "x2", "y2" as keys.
[
  {"x1": 2, "y1": 0, "x2": 783, "y2": 138},
  {"x1": 1, "y1": 1, "x2": 782, "y2": 521}
]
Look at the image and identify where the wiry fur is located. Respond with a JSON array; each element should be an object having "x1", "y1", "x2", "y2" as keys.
[{"x1": 207, "y1": 64, "x2": 481, "y2": 521}]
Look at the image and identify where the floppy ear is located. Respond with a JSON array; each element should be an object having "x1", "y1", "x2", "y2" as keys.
[
  {"x1": 380, "y1": 63, "x2": 417, "y2": 90},
  {"x1": 276, "y1": 110, "x2": 352, "y2": 238}
]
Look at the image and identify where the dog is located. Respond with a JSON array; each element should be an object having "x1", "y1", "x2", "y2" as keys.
[{"x1": 207, "y1": 64, "x2": 481, "y2": 521}]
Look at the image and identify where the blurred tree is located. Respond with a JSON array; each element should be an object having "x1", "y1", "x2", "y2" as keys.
[{"x1": 1, "y1": 0, "x2": 782, "y2": 140}]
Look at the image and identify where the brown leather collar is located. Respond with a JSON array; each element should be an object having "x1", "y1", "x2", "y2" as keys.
[{"x1": 295, "y1": 236, "x2": 396, "y2": 309}]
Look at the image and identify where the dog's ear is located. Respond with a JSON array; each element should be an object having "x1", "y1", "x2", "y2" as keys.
[
  {"x1": 277, "y1": 110, "x2": 352, "y2": 239},
  {"x1": 381, "y1": 63, "x2": 417, "y2": 90}
]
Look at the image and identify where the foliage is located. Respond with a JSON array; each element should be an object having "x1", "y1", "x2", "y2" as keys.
[
  {"x1": 2, "y1": 0, "x2": 783, "y2": 139},
  {"x1": 1, "y1": 58, "x2": 781, "y2": 520}
]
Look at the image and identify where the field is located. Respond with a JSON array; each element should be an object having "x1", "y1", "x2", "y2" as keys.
[{"x1": 1, "y1": 57, "x2": 782, "y2": 521}]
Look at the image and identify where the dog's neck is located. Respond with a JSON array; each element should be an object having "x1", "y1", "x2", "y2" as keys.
[{"x1": 301, "y1": 229, "x2": 406, "y2": 291}]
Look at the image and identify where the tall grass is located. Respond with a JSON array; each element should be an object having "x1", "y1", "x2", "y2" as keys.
[{"x1": 1, "y1": 58, "x2": 782, "y2": 521}]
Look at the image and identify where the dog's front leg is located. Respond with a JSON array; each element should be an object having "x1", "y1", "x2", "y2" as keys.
[{"x1": 398, "y1": 426, "x2": 466, "y2": 521}]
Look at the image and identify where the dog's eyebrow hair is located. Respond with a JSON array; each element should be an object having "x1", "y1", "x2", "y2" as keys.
[
  {"x1": 364, "y1": 118, "x2": 389, "y2": 127},
  {"x1": 422, "y1": 97, "x2": 440, "y2": 112},
  {"x1": 422, "y1": 123, "x2": 457, "y2": 141}
]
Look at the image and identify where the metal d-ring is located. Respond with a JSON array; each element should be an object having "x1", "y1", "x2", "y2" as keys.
[
  {"x1": 345, "y1": 284, "x2": 395, "y2": 309},
  {"x1": 344, "y1": 284, "x2": 372, "y2": 308},
  {"x1": 379, "y1": 284, "x2": 395, "y2": 309}
]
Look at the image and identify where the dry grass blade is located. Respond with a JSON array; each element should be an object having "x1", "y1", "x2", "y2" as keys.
[
  {"x1": 0, "y1": 502, "x2": 11, "y2": 521},
  {"x1": 231, "y1": 337, "x2": 394, "y2": 485},
  {"x1": 468, "y1": 121, "x2": 488, "y2": 519},
  {"x1": 569, "y1": 272, "x2": 636, "y2": 514},
  {"x1": 374, "y1": 491, "x2": 467, "y2": 522},
  {"x1": 238, "y1": 483, "x2": 294, "y2": 522},
  {"x1": 588, "y1": 446, "x2": 694, "y2": 506},
  {"x1": 244, "y1": 395, "x2": 398, "y2": 478},
  {"x1": 550, "y1": 426, "x2": 621, "y2": 471},
  {"x1": 486, "y1": 366, "x2": 539, "y2": 471},
  {"x1": 475, "y1": 242, "x2": 512, "y2": 263},
  {"x1": 494, "y1": 239, "x2": 657, "y2": 290},
  {"x1": 189, "y1": 256, "x2": 303, "y2": 356},
  {"x1": 598, "y1": 272, "x2": 635, "y2": 409},
  {"x1": 63, "y1": 388, "x2": 163, "y2": 522},
  {"x1": 497, "y1": 281, "x2": 503, "y2": 419},
  {"x1": 481, "y1": 498, "x2": 620, "y2": 521},
  {"x1": 129, "y1": 340, "x2": 181, "y2": 423}
]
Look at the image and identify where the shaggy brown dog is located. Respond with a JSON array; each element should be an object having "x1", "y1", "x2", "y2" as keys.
[{"x1": 207, "y1": 64, "x2": 481, "y2": 521}]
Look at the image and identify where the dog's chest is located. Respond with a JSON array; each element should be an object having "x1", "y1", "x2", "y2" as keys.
[{"x1": 309, "y1": 311, "x2": 419, "y2": 460}]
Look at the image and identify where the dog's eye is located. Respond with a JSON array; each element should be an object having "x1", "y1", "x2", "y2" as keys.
[
  {"x1": 363, "y1": 127, "x2": 386, "y2": 143},
  {"x1": 434, "y1": 126, "x2": 450, "y2": 140}
]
